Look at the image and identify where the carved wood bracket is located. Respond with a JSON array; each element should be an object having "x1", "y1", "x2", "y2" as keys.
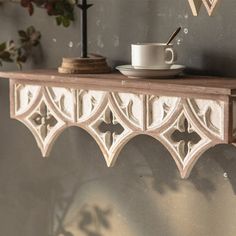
[{"x1": 10, "y1": 80, "x2": 230, "y2": 179}]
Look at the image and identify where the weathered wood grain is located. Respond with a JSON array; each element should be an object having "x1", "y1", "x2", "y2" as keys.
[{"x1": 0, "y1": 70, "x2": 236, "y2": 96}]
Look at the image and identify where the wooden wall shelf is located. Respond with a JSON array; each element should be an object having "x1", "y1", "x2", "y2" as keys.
[{"x1": 0, "y1": 70, "x2": 236, "y2": 179}]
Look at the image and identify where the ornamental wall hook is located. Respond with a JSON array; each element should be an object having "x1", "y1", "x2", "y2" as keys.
[{"x1": 188, "y1": 0, "x2": 220, "y2": 16}]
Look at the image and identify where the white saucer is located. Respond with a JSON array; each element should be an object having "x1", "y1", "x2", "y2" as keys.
[{"x1": 116, "y1": 65, "x2": 185, "y2": 79}]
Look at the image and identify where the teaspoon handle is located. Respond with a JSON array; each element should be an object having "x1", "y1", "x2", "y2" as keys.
[{"x1": 166, "y1": 27, "x2": 181, "y2": 45}]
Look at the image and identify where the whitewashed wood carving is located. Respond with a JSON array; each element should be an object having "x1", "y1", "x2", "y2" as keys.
[
  {"x1": 47, "y1": 87, "x2": 75, "y2": 121},
  {"x1": 76, "y1": 90, "x2": 106, "y2": 122},
  {"x1": 160, "y1": 106, "x2": 213, "y2": 178},
  {"x1": 187, "y1": 98, "x2": 224, "y2": 139},
  {"x1": 112, "y1": 92, "x2": 144, "y2": 130},
  {"x1": 88, "y1": 101, "x2": 134, "y2": 167},
  {"x1": 15, "y1": 84, "x2": 41, "y2": 115},
  {"x1": 188, "y1": 0, "x2": 219, "y2": 16},
  {"x1": 21, "y1": 95, "x2": 66, "y2": 157},
  {"x1": 11, "y1": 82, "x2": 226, "y2": 178},
  {"x1": 147, "y1": 95, "x2": 180, "y2": 130}
]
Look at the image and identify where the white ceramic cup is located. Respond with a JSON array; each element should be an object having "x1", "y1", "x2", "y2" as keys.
[{"x1": 131, "y1": 43, "x2": 176, "y2": 69}]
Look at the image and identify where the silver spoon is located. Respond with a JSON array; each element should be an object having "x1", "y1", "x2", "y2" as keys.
[{"x1": 166, "y1": 27, "x2": 181, "y2": 45}]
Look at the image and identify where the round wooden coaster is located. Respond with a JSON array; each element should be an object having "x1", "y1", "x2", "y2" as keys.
[{"x1": 58, "y1": 54, "x2": 111, "y2": 74}]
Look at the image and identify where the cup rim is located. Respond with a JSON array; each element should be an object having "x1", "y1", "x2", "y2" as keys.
[{"x1": 132, "y1": 43, "x2": 173, "y2": 47}]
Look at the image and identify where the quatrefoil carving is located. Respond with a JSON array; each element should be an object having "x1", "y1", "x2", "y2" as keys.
[
  {"x1": 88, "y1": 103, "x2": 133, "y2": 167},
  {"x1": 29, "y1": 103, "x2": 58, "y2": 140},
  {"x1": 97, "y1": 111, "x2": 124, "y2": 148},
  {"x1": 170, "y1": 117, "x2": 201, "y2": 160},
  {"x1": 161, "y1": 109, "x2": 213, "y2": 178},
  {"x1": 22, "y1": 96, "x2": 66, "y2": 157},
  {"x1": 11, "y1": 82, "x2": 226, "y2": 178}
]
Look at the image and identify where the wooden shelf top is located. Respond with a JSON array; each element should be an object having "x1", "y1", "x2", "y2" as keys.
[{"x1": 1, "y1": 69, "x2": 236, "y2": 96}]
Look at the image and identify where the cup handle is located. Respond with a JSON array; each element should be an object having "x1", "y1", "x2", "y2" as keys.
[{"x1": 165, "y1": 48, "x2": 175, "y2": 65}]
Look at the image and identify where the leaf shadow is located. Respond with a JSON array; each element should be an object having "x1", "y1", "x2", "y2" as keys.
[
  {"x1": 130, "y1": 135, "x2": 217, "y2": 199},
  {"x1": 78, "y1": 204, "x2": 112, "y2": 236},
  {"x1": 51, "y1": 178, "x2": 112, "y2": 236}
]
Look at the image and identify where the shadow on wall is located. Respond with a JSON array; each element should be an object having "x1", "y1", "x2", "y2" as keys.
[
  {"x1": 78, "y1": 204, "x2": 112, "y2": 236},
  {"x1": 52, "y1": 179, "x2": 112, "y2": 236},
  {"x1": 211, "y1": 144, "x2": 236, "y2": 195},
  {"x1": 47, "y1": 131, "x2": 182, "y2": 236},
  {"x1": 1, "y1": 73, "x2": 236, "y2": 235},
  {"x1": 131, "y1": 135, "x2": 217, "y2": 199},
  {"x1": 135, "y1": 136, "x2": 236, "y2": 198},
  {"x1": 47, "y1": 135, "x2": 236, "y2": 236}
]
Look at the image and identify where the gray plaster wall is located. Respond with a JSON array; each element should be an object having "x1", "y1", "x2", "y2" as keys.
[{"x1": 0, "y1": 1, "x2": 236, "y2": 236}]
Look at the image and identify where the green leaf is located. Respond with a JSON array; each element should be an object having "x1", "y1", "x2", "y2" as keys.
[
  {"x1": 18, "y1": 30, "x2": 27, "y2": 39},
  {"x1": 0, "y1": 42, "x2": 6, "y2": 52},
  {"x1": 0, "y1": 51, "x2": 13, "y2": 62},
  {"x1": 56, "y1": 16, "x2": 62, "y2": 26},
  {"x1": 26, "y1": 26, "x2": 35, "y2": 36},
  {"x1": 18, "y1": 55, "x2": 27, "y2": 63},
  {"x1": 62, "y1": 17, "x2": 70, "y2": 27}
]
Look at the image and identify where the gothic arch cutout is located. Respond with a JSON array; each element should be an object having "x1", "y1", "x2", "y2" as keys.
[{"x1": 10, "y1": 82, "x2": 226, "y2": 178}]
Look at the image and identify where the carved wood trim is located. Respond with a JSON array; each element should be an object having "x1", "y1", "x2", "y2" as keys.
[{"x1": 9, "y1": 79, "x2": 229, "y2": 179}]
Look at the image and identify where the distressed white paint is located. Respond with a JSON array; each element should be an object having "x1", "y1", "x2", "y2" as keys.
[
  {"x1": 77, "y1": 90, "x2": 106, "y2": 122},
  {"x1": 47, "y1": 87, "x2": 75, "y2": 121},
  {"x1": 147, "y1": 95, "x2": 180, "y2": 130},
  {"x1": 112, "y1": 92, "x2": 144, "y2": 129},
  {"x1": 188, "y1": 98, "x2": 224, "y2": 139},
  {"x1": 24, "y1": 95, "x2": 65, "y2": 157},
  {"x1": 15, "y1": 84, "x2": 41, "y2": 115},
  {"x1": 12, "y1": 84, "x2": 226, "y2": 178},
  {"x1": 89, "y1": 102, "x2": 132, "y2": 167},
  {"x1": 161, "y1": 109, "x2": 211, "y2": 171}
]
